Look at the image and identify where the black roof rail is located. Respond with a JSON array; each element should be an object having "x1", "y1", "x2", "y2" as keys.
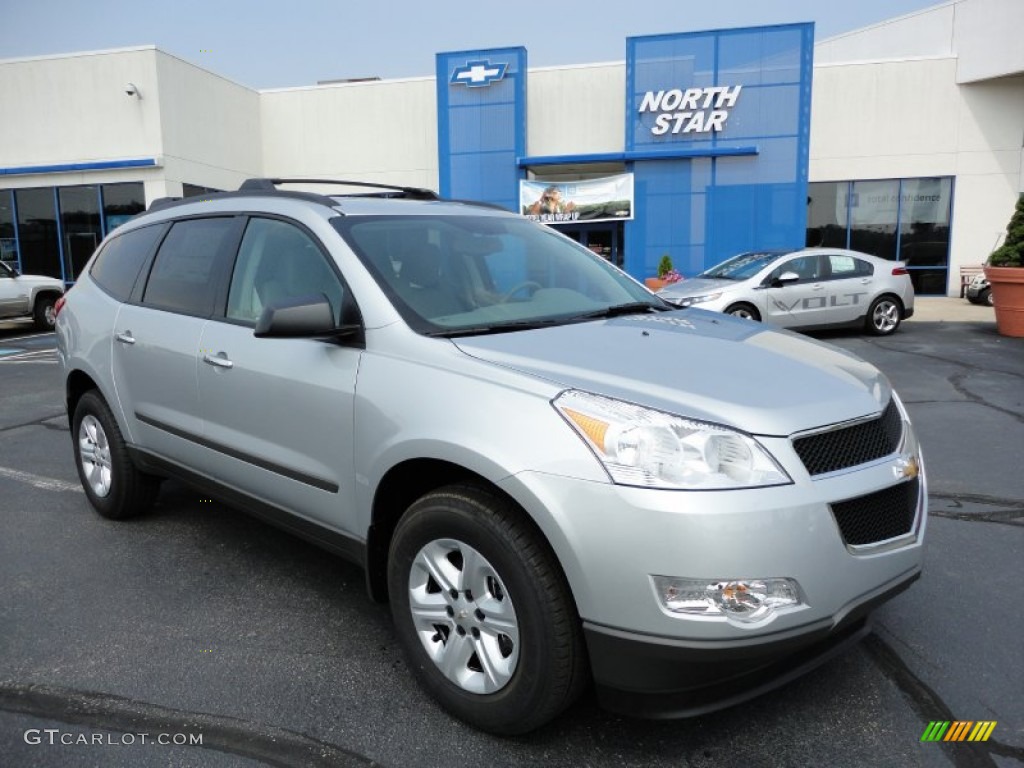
[
  {"x1": 148, "y1": 196, "x2": 183, "y2": 212},
  {"x1": 239, "y1": 178, "x2": 440, "y2": 201}
]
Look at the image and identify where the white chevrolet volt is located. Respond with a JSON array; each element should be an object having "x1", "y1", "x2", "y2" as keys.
[{"x1": 657, "y1": 248, "x2": 916, "y2": 335}]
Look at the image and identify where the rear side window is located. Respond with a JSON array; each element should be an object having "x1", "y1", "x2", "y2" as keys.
[
  {"x1": 142, "y1": 218, "x2": 236, "y2": 316},
  {"x1": 89, "y1": 224, "x2": 165, "y2": 301}
]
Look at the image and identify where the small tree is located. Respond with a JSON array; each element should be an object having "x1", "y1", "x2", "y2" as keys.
[
  {"x1": 989, "y1": 194, "x2": 1024, "y2": 267},
  {"x1": 657, "y1": 254, "x2": 674, "y2": 278}
]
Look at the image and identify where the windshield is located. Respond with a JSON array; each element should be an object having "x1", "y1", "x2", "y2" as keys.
[
  {"x1": 334, "y1": 215, "x2": 666, "y2": 336},
  {"x1": 699, "y1": 251, "x2": 787, "y2": 281}
]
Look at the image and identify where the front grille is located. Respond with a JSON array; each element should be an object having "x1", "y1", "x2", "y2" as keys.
[
  {"x1": 830, "y1": 479, "x2": 919, "y2": 546},
  {"x1": 794, "y1": 400, "x2": 903, "y2": 476}
]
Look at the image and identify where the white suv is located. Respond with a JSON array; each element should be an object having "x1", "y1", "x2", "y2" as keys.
[{"x1": 0, "y1": 260, "x2": 65, "y2": 330}]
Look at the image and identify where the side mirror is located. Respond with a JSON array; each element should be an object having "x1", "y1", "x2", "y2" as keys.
[
  {"x1": 770, "y1": 271, "x2": 800, "y2": 288},
  {"x1": 254, "y1": 294, "x2": 360, "y2": 340}
]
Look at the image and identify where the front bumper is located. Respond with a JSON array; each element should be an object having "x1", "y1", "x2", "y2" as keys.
[
  {"x1": 497, "y1": 418, "x2": 926, "y2": 717},
  {"x1": 585, "y1": 568, "x2": 918, "y2": 717}
]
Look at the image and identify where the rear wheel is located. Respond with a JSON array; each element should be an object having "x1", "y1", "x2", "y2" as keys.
[
  {"x1": 33, "y1": 294, "x2": 57, "y2": 330},
  {"x1": 725, "y1": 302, "x2": 761, "y2": 322},
  {"x1": 72, "y1": 391, "x2": 160, "y2": 519},
  {"x1": 865, "y1": 295, "x2": 903, "y2": 336},
  {"x1": 388, "y1": 484, "x2": 585, "y2": 735}
]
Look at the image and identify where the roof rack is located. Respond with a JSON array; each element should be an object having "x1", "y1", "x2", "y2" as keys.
[
  {"x1": 148, "y1": 196, "x2": 183, "y2": 212},
  {"x1": 239, "y1": 178, "x2": 440, "y2": 201}
]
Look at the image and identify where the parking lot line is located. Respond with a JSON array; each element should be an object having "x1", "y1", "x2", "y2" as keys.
[{"x1": 0, "y1": 466, "x2": 81, "y2": 493}]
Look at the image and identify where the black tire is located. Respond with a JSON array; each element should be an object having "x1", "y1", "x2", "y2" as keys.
[
  {"x1": 33, "y1": 294, "x2": 57, "y2": 330},
  {"x1": 725, "y1": 302, "x2": 761, "y2": 322},
  {"x1": 980, "y1": 288, "x2": 993, "y2": 307},
  {"x1": 388, "y1": 484, "x2": 586, "y2": 735},
  {"x1": 72, "y1": 390, "x2": 160, "y2": 520},
  {"x1": 865, "y1": 294, "x2": 903, "y2": 336}
]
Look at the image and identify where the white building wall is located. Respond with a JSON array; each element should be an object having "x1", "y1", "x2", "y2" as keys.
[
  {"x1": 526, "y1": 63, "x2": 625, "y2": 157},
  {"x1": 154, "y1": 52, "x2": 262, "y2": 195},
  {"x1": 815, "y1": 4, "x2": 955, "y2": 64},
  {"x1": 260, "y1": 78, "x2": 438, "y2": 190},
  {"x1": 811, "y1": 59, "x2": 1023, "y2": 289},
  {"x1": 953, "y1": 0, "x2": 1024, "y2": 83},
  {"x1": 0, "y1": 47, "x2": 163, "y2": 189}
]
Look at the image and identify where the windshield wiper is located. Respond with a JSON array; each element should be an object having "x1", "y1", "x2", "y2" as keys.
[
  {"x1": 572, "y1": 302, "x2": 671, "y2": 321},
  {"x1": 425, "y1": 318, "x2": 568, "y2": 338}
]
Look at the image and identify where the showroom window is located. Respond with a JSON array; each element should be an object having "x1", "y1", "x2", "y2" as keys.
[
  {"x1": 59, "y1": 186, "x2": 102, "y2": 279},
  {"x1": 15, "y1": 188, "x2": 61, "y2": 279},
  {"x1": 101, "y1": 183, "x2": 145, "y2": 233},
  {"x1": 807, "y1": 177, "x2": 952, "y2": 295}
]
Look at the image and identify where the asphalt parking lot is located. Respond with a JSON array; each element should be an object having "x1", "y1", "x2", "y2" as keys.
[{"x1": 1, "y1": 302, "x2": 1022, "y2": 768}]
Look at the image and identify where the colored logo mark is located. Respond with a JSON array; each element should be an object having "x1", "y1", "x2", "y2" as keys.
[
  {"x1": 920, "y1": 721, "x2": 997, "y2": 742},
  {"x1": 450, "y1": 60, "x2": 507, "y2": 88}
]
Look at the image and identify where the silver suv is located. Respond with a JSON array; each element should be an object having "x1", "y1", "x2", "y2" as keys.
[{"x1": 56, "y1": 179, "x2": 926, "y2": 734}]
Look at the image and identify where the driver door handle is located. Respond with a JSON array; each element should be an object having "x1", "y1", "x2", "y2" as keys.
[
  {"x1": 203, "y1": 353, "x2": 234, "y2": 369},
  {"x1": 115, "y1": 331, "x2": 135, "y2": 345}
]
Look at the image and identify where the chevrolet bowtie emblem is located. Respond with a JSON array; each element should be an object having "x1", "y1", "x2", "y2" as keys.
[{"x1": 451, "y1": 60, "x2": 508, "y2": 87}]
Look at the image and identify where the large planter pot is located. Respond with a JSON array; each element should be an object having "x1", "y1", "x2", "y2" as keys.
[
  {"x1": 985, "y1": 266, "x2": 1024, "y2": 337},
  {"x1": 645, "y1": 277, "x2": 668, "y2": 291}
]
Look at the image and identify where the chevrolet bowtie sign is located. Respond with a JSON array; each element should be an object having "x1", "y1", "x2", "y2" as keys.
[
  {"x1": 450, "y1": 60, "x2": 508, "y2": 87},
  {"x1": 639, "y1": 85, "x2": 743, "y2": 135}
]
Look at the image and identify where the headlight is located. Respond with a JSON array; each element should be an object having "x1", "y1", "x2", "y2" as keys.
[
  {"x1": 554, "y1": 390, "x2": 791, "y2": 490},
  {"x1": 677, "y1": 292, "x2": 721, "y2": 307}
]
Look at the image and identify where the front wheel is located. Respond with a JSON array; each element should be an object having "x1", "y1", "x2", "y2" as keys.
[
  {"x1": 72, "y1": 391, "x2": 160, "y2": 519},
  {"x1": 725, "y1": 302, "x2": 761, "y2": 322},
  {"x1": 388, "y1": 485, "x2": 585, "y2": 735},
  {"x1": 865, "y1": 295, "x2": 903, "y2": 336},
  {"x1": 980, "y1": 288, "x2": 993, "y2": 307}
]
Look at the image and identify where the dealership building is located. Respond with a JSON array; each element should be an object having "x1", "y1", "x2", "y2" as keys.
[{"x1": 0, "y1": 0, "x2": 1021, "y2": 295}]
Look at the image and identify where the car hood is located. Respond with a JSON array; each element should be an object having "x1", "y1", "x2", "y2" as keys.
[
  {"x1": 15, "y1": 274, "x2": 65, "y2": 290},
  {"x1": 453, "y1": 310, "x2": 890, "y2": 436},
  {"x1": 656, "y1": 277, "x2": 741, "y2": 299}
]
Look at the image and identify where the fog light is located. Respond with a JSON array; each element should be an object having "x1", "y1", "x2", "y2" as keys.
[{"x1": 652, "y1": 576, "x2": 801, "y2": 625}]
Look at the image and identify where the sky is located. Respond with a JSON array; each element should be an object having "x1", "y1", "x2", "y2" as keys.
[{"x1": 0, "y1": 0, "x2": 944, "y2": 89}]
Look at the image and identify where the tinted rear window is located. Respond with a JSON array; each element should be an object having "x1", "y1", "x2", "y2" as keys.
[
  {"x1": 89, "y1": 224, "x2": 165, "y2": 301},
  {"x1": 142, "y1": 218, "x2": 236, "y2": 316}
]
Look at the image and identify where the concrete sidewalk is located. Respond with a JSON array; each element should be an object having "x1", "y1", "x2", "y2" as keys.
[{"x1": 908, "y1": 296, "x2": 996, "y2": 323}]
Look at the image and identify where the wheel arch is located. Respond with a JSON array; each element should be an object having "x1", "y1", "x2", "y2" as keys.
[
  {"x1": 365, "y1": 458, "x2": 571, "y2": 607},
  {"x1": 66, "y1": 369, "x2": 100, "y2": 427}
]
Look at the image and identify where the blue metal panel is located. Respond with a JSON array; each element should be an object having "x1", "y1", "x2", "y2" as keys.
[
  {"x1": 437, "y1": 48, "x2": 526, "y2": 207},
  {"x1": 625, "y1": 23, "x2": 814, "y2": 279},
  {"x1": 0, "y1": 158, "x2": 158, "y2": 176},
  {"x1": 53, "y1": 187, "x2": 67, "y2": 284},
  {"x1": 8, "y1": 189, "x2": 21, "y2": 271},
  {"x1": 517, "y1": 146, "x2": 758, "y2": 167}
]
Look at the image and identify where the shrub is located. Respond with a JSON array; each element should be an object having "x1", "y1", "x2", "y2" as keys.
[{"x1": 989, "y1": 194, "x2": 1024, "y2": 267}]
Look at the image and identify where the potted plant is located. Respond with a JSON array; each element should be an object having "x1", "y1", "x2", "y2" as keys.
[
  {"x1": 985, "y1": 194, "x2": 1024, "y2": 337},
  {"x1": 645, "y1": 254, "x2": 684, "y2": 291}
]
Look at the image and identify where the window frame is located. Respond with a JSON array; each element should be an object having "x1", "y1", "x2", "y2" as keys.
[
  {"x1": 135, "y1": 215, "x2": 245, "y2": 319},
  {"x1": 212, "y1": 213, "x2": 361, "y2": 332},
  {"x1": 87, "y1": 221, "x2": 169, "y2": 302}
]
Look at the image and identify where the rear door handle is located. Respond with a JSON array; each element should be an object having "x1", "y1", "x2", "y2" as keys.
[
  {"x1": 203, "y1": 353, "x2": 234, "y2": 369},
  {"x1": 115, "y1": 331, "x2": 135, "y2": 345}
]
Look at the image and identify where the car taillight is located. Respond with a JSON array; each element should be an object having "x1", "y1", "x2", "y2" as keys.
[
  {"x1": 54, "y1": 295, "x2": 67, "y2": 318},
  {"x1": 892, "y1": 267, "x2": 908, "y2": 276}
]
